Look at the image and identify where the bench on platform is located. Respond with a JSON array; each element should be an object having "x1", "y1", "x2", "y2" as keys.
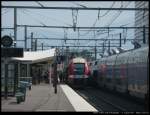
[{"x1": 15, "y1": 81, "x2": 32, "y2": 104}]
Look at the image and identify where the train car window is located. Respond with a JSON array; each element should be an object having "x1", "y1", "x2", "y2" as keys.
[
  {"x1": 127, "y1": 50, "x2": 134, "y2": 64},
  {"x1": 116, "y1": 56, "x2": 122, "y2": 65},
  {"x1": 133, "y1": 47, "x2": 147, "y2": 63},
  {"x1": 74, "y1": 63, "x2": 84, "y2": 75},
  {"x1": 129, "y1": 47, "x2": 148, "y2": 64},
  {"x1": 107, "y1": 55, "x2": 117, "y2": 66}
]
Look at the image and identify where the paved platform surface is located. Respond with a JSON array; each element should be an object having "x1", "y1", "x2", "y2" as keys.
[{"x1": 1, "y1": 84, "x2": 75, "y2": 112}]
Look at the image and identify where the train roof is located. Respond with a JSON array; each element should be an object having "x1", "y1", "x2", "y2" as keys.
[
  {"x1": 101, "y1": 46, "x2": 148, "y2": 59},
  {"x1": 72, "y1": 57, "x2": 86, "y2": 63}
]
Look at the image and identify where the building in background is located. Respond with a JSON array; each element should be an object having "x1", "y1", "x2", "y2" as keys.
[{"x1": 134, "y1": 1, "x2": 149, "y2": 45}]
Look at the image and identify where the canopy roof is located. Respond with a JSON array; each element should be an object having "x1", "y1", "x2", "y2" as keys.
[{"x1": 12, "y1": 48, "x2": 55, "y2": 64}]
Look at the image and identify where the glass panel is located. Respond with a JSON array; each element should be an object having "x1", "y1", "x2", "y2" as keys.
[{"x1": 20, "y1": 64, "x2": 27, "y2": 77}]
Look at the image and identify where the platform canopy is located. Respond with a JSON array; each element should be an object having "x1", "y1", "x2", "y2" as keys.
[{"x1": 12, "y1": 48, "x2": 55, "y2": 64}]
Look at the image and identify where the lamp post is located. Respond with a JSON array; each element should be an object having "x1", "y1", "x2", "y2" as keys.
[{"x1": 1, "y1": 35, "x2": 13, "y2": 99}]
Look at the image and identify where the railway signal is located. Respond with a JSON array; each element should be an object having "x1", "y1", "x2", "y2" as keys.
[{"x1": 1, "y1": 35, "x2": 13, "y2": 47}]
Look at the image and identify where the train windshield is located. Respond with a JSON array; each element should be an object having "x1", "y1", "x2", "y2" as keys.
[{"x1": 74, "y1": 63, "x2": 84, "y2": 75}]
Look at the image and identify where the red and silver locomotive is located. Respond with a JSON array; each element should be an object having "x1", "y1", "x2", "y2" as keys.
[{"x1": 67, "y1": 57, "x2": 91, "y2": 87}]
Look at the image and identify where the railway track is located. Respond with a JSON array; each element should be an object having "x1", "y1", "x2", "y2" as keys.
[{"x1": 75, "y1": 87, "x2": 145, "y2": 112}]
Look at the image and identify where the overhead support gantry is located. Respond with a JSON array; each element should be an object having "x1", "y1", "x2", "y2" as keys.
[{"x1": 2, "y1": 6, "x2": 149, "y2": 11}]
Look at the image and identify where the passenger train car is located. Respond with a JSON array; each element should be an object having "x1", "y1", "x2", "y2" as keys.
[
  {"x1": 91, "y1": 46, "x2": 149, "y2": 100},
  {"x1": 67, "y1": 57, "x2": 91, "y2": 87}
]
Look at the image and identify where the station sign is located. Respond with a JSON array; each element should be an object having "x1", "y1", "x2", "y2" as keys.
[{"x1": 1, "y1": 47, "x2": 23, "y2": 57}]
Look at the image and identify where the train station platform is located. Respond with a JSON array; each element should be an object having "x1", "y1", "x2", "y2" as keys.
[{"x1": 1, "y1": 84, "x2": 98, "y2": 112}]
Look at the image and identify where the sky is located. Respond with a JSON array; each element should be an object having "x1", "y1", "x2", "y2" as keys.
[{"x1": 1, "y1": 1, "x2": 137, "y2": 57}]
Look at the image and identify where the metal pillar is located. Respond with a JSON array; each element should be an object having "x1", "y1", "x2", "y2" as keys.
[
  {"x1": 108, "y1": 40, "x2": 110, "y2": 54},
  {"x1": 120, "y1": 33, "x2": 122, "y2": 47},
  {"x1": 18, "y1": 63, "x2": 20, "y2": 84},
  {"x1": 31, "y1": 32, "x2": 33, "y2": 51},
  {"x1": 25, "y1": 25, "x2": 27, "y2": 50},
  {"x1": 102, "y1": 42, "x2": 105, "y2": 54},
  {"x1": 143, "y1": 25, "x2": 146, "y2": 44},
  {"x1": 42, "y1": 43, "x2": 43, "y2": 50},
  {"x1": 14, "y1": 8, "x2": 17, "y2": 47},
  {"x1": 35, "y1": 39, "x2": 37, "y2": 51},
  {"x1": 95, "y1": 46, "x2": 97, "y2": 60},
  {"x1": 27, "y1": 64, "x2": 30, "y2": 78},
  {"x1": 94, "y1": 30, "x2": 97, "y2": 60},
  {"x1": 4, "y1": 58, "x2": 8, "y2": 99},
  {"x1": 14, "y1": 63, "x2": 18, "y2": 96}
]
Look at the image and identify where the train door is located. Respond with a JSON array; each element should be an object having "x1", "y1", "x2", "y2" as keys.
[
  {"x1": 127, "y1": 50, "x2": 139, "y2": 96},
  {"x1": 114, "y1": 53, "x2": 128, "y2": 93},
  {"x1": 98, "y1": 59, "x2": 107, "y2": 87},
  {"x1": 105, "y1": 56, "x2": 116, "y2": 90},
  {"x1": 128, "y1": 47, "x2": 148, "y2": 99}
]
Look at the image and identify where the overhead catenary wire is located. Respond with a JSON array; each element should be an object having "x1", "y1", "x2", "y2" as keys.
[
  {"x1": 2, "y1": 2, "x2": 147, "y2": 51},
  {"x1": 79, "y1": 2, "x2": 116, "y2": 36},
  {"x1": 105, "y1": 2, "x2": 131, "y2": 27},
  {"x1": 28, "y1": 27, "x2": 64, "y2": 38},
  {"x1": 20, "y1": 9, "x2": 66, "y2": 41},
  {"x1": 71, "y1": 2, "x2": 88, "y2": 8},
  {"x1": 20, "y1": 9, "x2": 47, "y2": 26},
  {"x1": 98, "y1": 2, "x2": 116, "y2": 18},
  {"x1": 23, "y1": 9, "x2": 72, "y2": 26},
  {"x1": 79, "y1": 2, "x2": 116, "y2": 46},
  {"x1": 2, "y1": 5, "x2": 148, "y2": 11},
  {"x1": 2, "y1": 9, "x2": 11, "y2": 15},
  {"x1": 96, "y1": 1, "x2": 130, "y2": 37},
  {"x1": 98, "y1": 2, "x2": 131, "y2": 53},
  {"x1": 35, "y1": 1, "x2": 44, "y2": 7},
  {"x1": 72, "y1": 9, "x2": 78, "y2": 31}
]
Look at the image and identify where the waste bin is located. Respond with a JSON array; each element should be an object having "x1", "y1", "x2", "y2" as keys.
[
  {"x1": 15, "y1": 92, "x2": 24, "y2": 104},
  {"x1": 15, "y1": 85, "x2": 26, "y2": 104},
  {"x1": 17, "y1": 86, "x2": 26, "y2": 101}
]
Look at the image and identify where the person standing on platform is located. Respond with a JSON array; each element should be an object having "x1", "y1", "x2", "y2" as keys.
[
  {"x1": 50, "y1": 64, "x2": 54, "y2": 85},
  {"x1": 53, "y1": 62, "x2": 58, "y2": 94},
  {"x1": 48, "y1": 67, "x2": 52, "y2": 85}
]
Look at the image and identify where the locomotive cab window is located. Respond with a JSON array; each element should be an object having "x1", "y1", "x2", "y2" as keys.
[{"x1": 74, "y1": 63, "x2": 84, "y2": 75}]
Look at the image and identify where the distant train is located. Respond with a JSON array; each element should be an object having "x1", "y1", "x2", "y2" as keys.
[
  {"x1": 67, "y1": 57, "x2": 91, "y2": 87},
  {"x1": 90, "y1": 46, "x2": 149, "y2": 100}
]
